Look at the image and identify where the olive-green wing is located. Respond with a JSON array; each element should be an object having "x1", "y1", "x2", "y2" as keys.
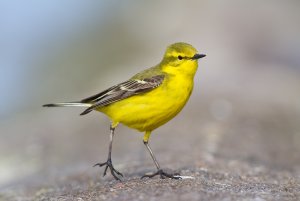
[{"x1": 80, "y1": 75, "x2": 164, "y2": 115}]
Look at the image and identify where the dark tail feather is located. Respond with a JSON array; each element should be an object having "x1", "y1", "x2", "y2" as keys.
[
  {"x1": 43, "y1": 102, "x2": 91, "y2": 107},
  {"x1": 43, "y1": 102, "x2": 93, "y2": 115},
  {"x1": 43, "y1": 103, "x2": 58, "y2": 107}
]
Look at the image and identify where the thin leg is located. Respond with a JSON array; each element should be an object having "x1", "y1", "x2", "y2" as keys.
[
  {"x1": 144, "y1": 141, "x2": 160, "y2": 170},
  {"x1": 94, "y1": 124, "x2": 123, "y2": 181},
  {"x1": 141, "y1": 131, "x2": 181, "y2": 179}
]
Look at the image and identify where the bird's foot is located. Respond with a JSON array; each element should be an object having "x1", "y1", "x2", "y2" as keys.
[
  {"x1": 93, "y1": 159, "x2": 123, "y2": 181},
  {"x1": 141, "y1": 169, "x2": 181, "y2": 179}
]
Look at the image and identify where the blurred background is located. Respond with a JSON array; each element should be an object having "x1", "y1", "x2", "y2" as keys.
[{"x1": 1, "y1": 0, "x2": 300, "y2": 191}]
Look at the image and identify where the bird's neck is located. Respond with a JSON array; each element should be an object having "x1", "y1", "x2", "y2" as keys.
[{"x1": 162, "y1": 61, "x2": 198, "y2": 79}]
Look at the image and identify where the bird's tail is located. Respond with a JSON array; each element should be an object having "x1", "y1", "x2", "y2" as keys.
[{"x1": 43, "y1": 102, "x2": 91, "y2": 108}]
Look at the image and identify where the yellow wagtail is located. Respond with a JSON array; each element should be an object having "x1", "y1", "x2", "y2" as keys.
[{"x1": 44, "y1": 42, "x2": 206, "y2": 180}]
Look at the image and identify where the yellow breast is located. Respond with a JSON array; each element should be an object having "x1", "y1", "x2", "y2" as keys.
[{"x1": 98, "y1": 73, "x2": 194, "y2": 132}]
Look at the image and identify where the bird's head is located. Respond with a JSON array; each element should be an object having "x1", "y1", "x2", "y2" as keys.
[{"x1": 160, "y1": 42, "x2": 206, "y2": 76}]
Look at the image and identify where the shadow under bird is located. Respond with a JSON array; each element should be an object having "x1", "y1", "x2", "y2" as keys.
[{"x1": 43, "y1": 42, "x2": 206, "y2": 180}]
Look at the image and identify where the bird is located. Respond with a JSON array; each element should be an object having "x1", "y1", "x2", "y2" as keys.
[{"x1": 43, "y1": 42, "x2": 206, "y2": 180}]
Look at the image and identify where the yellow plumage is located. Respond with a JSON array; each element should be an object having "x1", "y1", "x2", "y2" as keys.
[
  {"x1": 99, "y1": 43, "x2": 199, "y2": 133},
  {"x1": 44, "y1": 42, "x2": 206, "y2": 180},
  {"x1": 99, "y1": 62, "x2": 196, "y2": 132}
]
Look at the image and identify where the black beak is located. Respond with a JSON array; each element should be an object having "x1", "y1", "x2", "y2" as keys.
[{"x1": 191, "y1": 54, "x2": 206, "y2": 60}]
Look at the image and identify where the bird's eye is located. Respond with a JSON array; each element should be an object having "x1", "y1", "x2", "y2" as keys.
[{"x1": 178, "y1": 55, "x2": 183, "y2": 60}]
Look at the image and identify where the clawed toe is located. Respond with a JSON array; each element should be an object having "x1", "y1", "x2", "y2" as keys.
[
  {"x1": 94, "y1": 160, "x2": 123, "y2": 180},
  {"x1": 141, "y1": 169, "x2": 181, "y2": 179}
]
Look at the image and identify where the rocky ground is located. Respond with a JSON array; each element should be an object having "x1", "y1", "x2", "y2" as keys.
[{"x1": 1, "y1": 92, "x2": 300, "y2": 201}]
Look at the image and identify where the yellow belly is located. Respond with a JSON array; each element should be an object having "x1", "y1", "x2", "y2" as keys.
[{"x1": 97, "y1": 75, "x2": 194, "y2": 132}]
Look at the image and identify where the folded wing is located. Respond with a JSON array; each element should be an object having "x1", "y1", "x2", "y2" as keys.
[{"x1": 80, "y1": 75, "x2": 165, "y2": 115}]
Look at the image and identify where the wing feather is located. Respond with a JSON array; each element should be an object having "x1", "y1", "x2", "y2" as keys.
[{"x1": 80, "y1": 75, "x2": 164, "y2": 115}]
